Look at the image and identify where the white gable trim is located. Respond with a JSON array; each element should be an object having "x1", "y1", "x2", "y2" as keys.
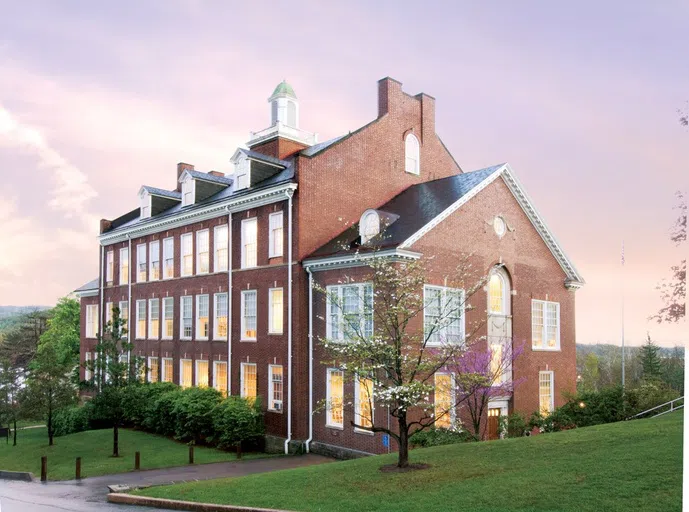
[
  {"x1": 399, "y1": 164, "x2": 585, "y2": 287},
  {"x1": 303, "y1": 248, "x2": 421, "y2": 272}
]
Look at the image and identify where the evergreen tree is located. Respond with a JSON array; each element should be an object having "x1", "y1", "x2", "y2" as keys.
[{"x1": 639, "y1": 334, "x2": 662, "y2": 382}]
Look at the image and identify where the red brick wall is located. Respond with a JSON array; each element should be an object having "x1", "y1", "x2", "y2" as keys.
[{"x1": 250, "y1": 138, "x2": 309, "y2": 160}]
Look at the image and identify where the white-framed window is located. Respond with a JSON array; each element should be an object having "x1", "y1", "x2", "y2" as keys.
[
  {"x1": 404, "y1": 133, "x2": 420, "y2": 175},
  {"x1": 180, "y1": 359, "x2": 192, "y2": 388},
  {"x1": 241, "y1": 362, "x2": 257, "y2": 400},
  {"x1": 180, "y1": 296, "x2": 192, "y2": 340},
  {"x1": 161, "y1": 357, "x2": 174, "y2": 383},
  {"x1": 354, "y1": 375, "x2": 374, "y2": 431},
  {"x1": 105, "y1": 301, "x2": 113, "y2": 328},
  {"x1": 137, "y1": 244, "x2": 147, "y2": 282},
  {"x1": 85, "y1": 304, "x2": 98, "y2": 338},
  {"x1": 488, "y1": 268, "x2": 510, "y2": 315},
  {"x1": 84, "y1": 352, "x2": 92, "y2": 381},
  {"x1": 196, "y1": 229, "x2": 209, "y2": 274},
  {"x1": 162, "y1": 297, "x2": 173, "y2": 339},
  {"x1": 119, "y1": 300, "x2": 129, "y2": 338},
  {"x1": 424, "y1": 285, "x2": 465, "y2": 345},
  {"x1": 213, "y1": 293, "x2": 228, "y2": 340},
  {"x1": 213, "y1": 361, "x2": 228, "y2": 395},
  {"x1": 148, "y1": 357, "x2": 159, "y2": 383},
  {"x1": 434, "y1": 373, "x2": 455, "y2": 429},
  {"x1": 268, "y1": 288, "x2": 283, "y2": 334},
  {"x1": 268, "y1": 365, "x2": 283, "y2": 412},
  {"x1": 196, "y1": 295, "x2": 209, "y2": 340},
  {"x1": 268, "y1": 212, "x2": 283, "y2": 258},
  {"x1": 539, "y1": 371, "x2": 554, "y2": 414},
  {"x1": 136, "y1": 300, "x2": 146, "y2": 339},
  {"x1": 106, "y1": 250, "x2": 114, "y2": 283},
  {"x1": 241, "y1": 290, "x2": 257, "y2": 340},
  {"x1": 326, "y1": 283, "x2": 373, "y2": 342},
  {"x1": 235, "y1": 156, "x2": 250, "y2": 191},
  {"x1": 182, "y1": 178, "x2": 194, "y2": 207},
  {"x1": 119, "y1": 247, "x2": 129, "y2": 285},
  {"x1": 140, "y1": 191, "x2": 151, "y2": 219},
  {"x1": 326, "y1": 368, "x2": 344, "y2": 428},
  {"x1": 148, "y1": 298, "x2": 159, "y2": 340},
  {"x1": 360, "y1": 210, "x2": 380, "y2": 244},
  {"x1": 214, "y1": 225, "x2": 229, "y2": 272},
  {"x1": 149, "y1": 240, "x2": 160, "y2": 280},
  {"x1": 241, "y1": 218, "x2": 258, "y2": 268},
  {"x1": 532, "y1": 300, "x2": 560, "y2": 350},
  {"x1": 181, "y1": 233, "x2": 193, "y2": 277},
  {"x1": 163, "y1": 237, "x2": 174, "y2": 279},
  {"x1": 195, "y1": 360, "x2": 209, "y2": 387}
]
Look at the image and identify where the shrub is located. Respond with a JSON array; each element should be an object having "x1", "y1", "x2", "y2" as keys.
[
  {"x1": 506, "y1": 412, "x2": 529, "y2": 438},
  {"x1": 172, "y1": 387, "x2": 224, "y2": 444},
  {"x1": 53, "y1": 406, "x2": 91, "y2": 437},
  {"x1": 409, "y1": 427, "x2": 478, "y2": 448},
  {"x1": 213, "y1": 397, "x2": 265, "y2": 451},
  {"x1": 122, "y1": 382, "x2": 179, "y2": 429},
  {"x1": 148, "y1": 389, "x2": 181, "y2": 437},
  {"x1": 627, "y1": 381, "x2": 680, "y2": 416}
]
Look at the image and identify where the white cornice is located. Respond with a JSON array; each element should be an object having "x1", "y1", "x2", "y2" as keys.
[
  {"x1": 75, "y1": 289, "x2": 99, "y2": 298},
  {"x1": 302, "y1": 248, "x2": 422, "y2": 272}
]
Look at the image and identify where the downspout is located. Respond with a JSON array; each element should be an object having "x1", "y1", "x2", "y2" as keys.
[
  {"x1": 99, "y1": 244, "x2": 104, "y2": 389},
  {"x1": 127, "y1": 235, "x2": 132, "y2": 368},
  {"x1": 284, "y1": 190, "x2": 294, "y2": 455},
  {"x1": 304, "y1": 266, "x2": 314, "y2": 453},
  {"x1": 226, "y1": 207, "x2": 233, "y2": 395}
]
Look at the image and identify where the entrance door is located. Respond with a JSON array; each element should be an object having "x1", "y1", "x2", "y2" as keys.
[{"x1": 487, "y1": 408, "x2": 501, "y2": 440}]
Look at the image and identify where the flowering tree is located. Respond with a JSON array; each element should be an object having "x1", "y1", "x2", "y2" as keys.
[{"x1": 317, "y1": 255, "x2": 488, "y2": 468}]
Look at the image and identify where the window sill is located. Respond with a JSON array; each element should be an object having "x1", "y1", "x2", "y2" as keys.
[
  {"x1": 532, "y1": 347, "x2": 561, "y2": 352},
  {"x1": 196, "y1": 338, "x2": 209, "y2": 342},
  {"x1": 240, "y1": 338, "x2": 257, "y2": 343},
  {"x1": 180, "y1": 338, "x2": 192, "y2": 342},
  {"x1": 161, "y1": 337, "x2": 173, "y2": 341},
  {"x1": 326, "y1": 424, "x2": 344, "y2": 431},
  {"x1": 148, "y1": 338, "x2": 159, "y2": 341},
  {"x1": 354, "y1": 428, "x2": 374, "y2": 436},
  {"x1": 268, "y1": 409, "x2": 283, "y2": 414},
  {"x1": 212, "y1": 338, "x2": 228, "y2": 342},
  {"x1": 268, "y1": 331, "x2": 283, "y2": 336}
]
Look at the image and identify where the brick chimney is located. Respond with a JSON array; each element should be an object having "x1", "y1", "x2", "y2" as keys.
[
  {"x1": 416, "y1": 93, "x2": 436, "y2": 143},
  {"x1": 99, "y1": 218, "x2": 112, "y2": 234},
  {"x1": 176, "y1": 162, "x2": 194, "y2": 192},
  {"x1": 208, "y1": 170, "x2": 224, "y2": 178},
  {"x1": 377, "y1": 77, "x2": 403, "y2": 118}
]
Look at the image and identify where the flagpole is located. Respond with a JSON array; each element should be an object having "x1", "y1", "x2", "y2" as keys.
[{"x1": 621, "y1": 240, "x2": 625, "y2": 389}]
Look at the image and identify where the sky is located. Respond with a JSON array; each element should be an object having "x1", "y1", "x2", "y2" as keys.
[{"x1": 0, "y1": 1, "x2": 686, "y2": 347}]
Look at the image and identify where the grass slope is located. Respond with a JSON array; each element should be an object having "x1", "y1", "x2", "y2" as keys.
[
  {"x1": 0, "y1": 427, "x2": 262, "y2": 480},
  {"x1": 135, "y1": 412, "x2": 683, "y2": 512}
]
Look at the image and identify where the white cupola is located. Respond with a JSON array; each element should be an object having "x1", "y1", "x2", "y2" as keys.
[{"x1": 269, "y1": 80, "x2": 299, "y2": 128}]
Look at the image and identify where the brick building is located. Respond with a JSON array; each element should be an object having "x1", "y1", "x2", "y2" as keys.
[{"x1": 75, "y1": 77, "x2": 584, "y2": 457}]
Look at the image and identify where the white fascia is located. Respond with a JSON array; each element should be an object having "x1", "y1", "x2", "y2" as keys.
[{"x1": 302, "y1": 248, "x2": 422, "y2": 272}]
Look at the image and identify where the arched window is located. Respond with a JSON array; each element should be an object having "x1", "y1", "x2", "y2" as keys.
[
  {"x1": 488, "y1": 267, "x2": 510, "y2": 315},
  {"x1": 360, "y1": 210, "x2": 380, "y2": 244},
  {"x1": 405, "y1": 133, "x2": 420, "y2": 175}
]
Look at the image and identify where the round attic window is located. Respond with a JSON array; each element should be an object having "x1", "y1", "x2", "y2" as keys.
[{"x1": 493, "y1": 216, "x2": 506, "y2": 237}]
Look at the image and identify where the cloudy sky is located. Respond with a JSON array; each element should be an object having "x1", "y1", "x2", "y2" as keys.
[{"x1": 0, "y1": 1, "x2": 686, "y2": 346}]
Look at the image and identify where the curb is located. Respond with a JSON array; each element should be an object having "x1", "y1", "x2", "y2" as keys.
[
  {"x1": 0, "y1": 470, "x2": 34, "y2": 481},
  {"x1": 107, "y1": 493, "x2": 294, "y2": 512}
]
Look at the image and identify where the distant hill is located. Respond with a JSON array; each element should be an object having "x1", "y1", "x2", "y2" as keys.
[
  {"x1": 577, "y1": 343, "x2": 683, "y2": 358},
  {"x1": 0, "y1": 305, "x2": 51, "y2": 319}
]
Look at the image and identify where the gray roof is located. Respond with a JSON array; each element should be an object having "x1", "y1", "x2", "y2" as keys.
[
  {"x1": 185, "y1": 170, "x2": 233, "y2": 186},
  {"x1": 301, "y1": 135, "x2": 347, "y2": 157},
  {"x1": 142, "y1": 186, "x2": 181, "y2": 199},
  {"x1": 74, "y1": 278, "x2": 99, "y2": 292},
  {"x1": 308, "y1": 165, "x2": 503, "y2": 258},
  {"x1": 239, "y1": 148, "x2": 291, "y2": 168}
]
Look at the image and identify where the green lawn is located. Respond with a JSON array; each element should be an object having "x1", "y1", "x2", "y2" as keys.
[
  {"x1": 134, "y1": 412, "x2": 683, "y2": 512},
  {"x1": 0, "y1": 427, "x2": 265, "y2": 480}
]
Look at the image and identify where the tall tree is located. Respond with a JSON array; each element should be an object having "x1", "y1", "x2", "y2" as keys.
[
  {"x1": 638, "y1": 334, "x2": 662, "y2": 382},
  {"x1": 39, "y1": 297, "x2": 81, "y2": 383},
  {"x1": 0, "y1": 359, "x2": 22, "y2": 445},
  {"x1": 0, "y1": 309, "x2": 51, "y2": 370}
]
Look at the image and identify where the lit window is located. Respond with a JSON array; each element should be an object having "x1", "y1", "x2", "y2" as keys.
[
  {"x1": 182, "y1": 178, "x2": 194, "y2": 207},
  {"x1": 180, "y1": 359, "x2": 192, "y2": 388},
  {"x1": 214, "y1": 361, "x2": 228, "y2": 396},
  {"x1": 241, "y1": 218, "x2": 258, "y2": 268},
  {"x1": 360, "y1": 211, "x2": 379, "y2": 244},
  {"x1": 424, "y1": 286, "x2": 465, "y2": 345},
  {"x1": 488, "y1": 272, "x2": 507, "y2": 315},
  {"x1": 196, "y1": 230, "x2": 209, "y2": 274},
  {"x1": 434, "y1": 373, "x2": 454, "y2": 429},
  {"x1": 137, "y1": 244, "x2": 147, "y2": 282},
  {"x1": 196, "y1": 295, "x2": 209, "y2": 340},
  {"x1": 85, "y1": 304, "x2": 98, "y2": 338},
  {"x1": 148, "y1": 357, "x2": 159, "y2": 383},
  {"x1": 136, "y1": 300, "x2": 146, "y2": 339},
  {"x1": 490, "y1": 342, "x2": 505, "y2": 384},
  {"x1": 106, "y1": 251, "x2": 114, "y2": 284},
  {"x1": 269, "y1": 288, "x2": 283, "y2": 334},
  {"x1": 241, "y1": 290, "x2": 257, "y2": 340},
  {"x1": 269, "y1": 212, "x2": 283, "y2": 258},
  {"x1": 162, "y1": 297, "x2": 174, "y2": 339},
  {"x1": 119, "y1": 301, "x2": 129, "y2": 338},
  {"x1": 214, "y1": 225, "x2": 228, "y2": 272},
  {"x1": 149, "y1": 241, "x2": 160, "y2": 280},
  {"x1": 326, "y1": 369, "x2": 344, "y2": 428},
  {"x1": 181, "y1": 233, "x2": 193, "y2": 276},
  {"x1": 532, "y1": 300, "x2": 560, "y2": 350},
  {"x1": 195, "y1": 360, "x2": 209, "y2": 387},
  {"x1": 326, "y1": 283, "x2": 373, "y2": 342},
  {"x1": 161, "y1": 357, "x2": 174, "y2": 383},
  {"x1": 354, "y1": 375, "x2": 374, "y2": 430},
  {"x1": 105, "y1": 301, "x2": 113, "y2": 329},
  {"x1": 180, "y1": 296, "x2": 192, "y2": 339},
  {"x1": 241, "y1": 363, "x2": 257, "y2": 401},
  {"x1": 148, "y1": 298, "x2": 159, "y2": 339},
  {"x1": 404, "y1": 133, "x2": 420, "y2": 175},
  {"x1": 214, "y1": 293, "x2": 228, "y2": 340},
  {"x1": 119, "y1": 248, "x2": 129, "y2": 285},
  {"x1": 268, "y1": 365, "x2": 283, "y2": 411},
  {"x1": 539, "y1": 371, "x2": 554, "y2": 414},
  {"x1": 163, "y1": 237, "x2": 174, "y2": 278}
]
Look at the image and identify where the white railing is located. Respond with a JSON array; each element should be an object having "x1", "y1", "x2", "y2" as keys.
[{"x1": 627, "y1": 396, "x2": 684, "y2": 420}]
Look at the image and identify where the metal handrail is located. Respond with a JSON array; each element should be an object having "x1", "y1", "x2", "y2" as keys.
[{"x1": 627, "y1": 396, "x2": 684, "y2": 420}]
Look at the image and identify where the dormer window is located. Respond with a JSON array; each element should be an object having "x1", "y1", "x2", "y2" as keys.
[
  {"x1": 405, "y1": 133, "x2": 420, "y2": 175},
  {"x1": 360, "y1": 210, "x2": 380, "y2": 244},
  {"x1": 234, "y1": 156, "x2": 250, "y2": 191},
  {"x1": 182, "y1": 178, "x2": 194, "y2": 206},
  {"x1": 140, "y1": 191, "x2": 151, "y2": 219}
]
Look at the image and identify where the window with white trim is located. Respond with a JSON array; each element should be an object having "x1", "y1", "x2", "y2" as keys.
[
  {"x1": 213, "y1": 361, "x2": 228, "y2": 395},
  {"x1": 214, "y1": 293, "x2": 228, "y2": 340},
  {"x1": 434, "y1": 373, "x2": 455, "y2": 429},
  {"x1": 148, "y1": 298, "x2": 159, "y2": 340},
  {"x1": 241, "y1": 363, "x2": 257, "y2": 401},
  {"x1": 106, "y1": 251, "x2": 114, "y2": 284},
  {"x1": 424, "y1": 285, "x2": 465, "y2": 345},
  {"x1": 269, "y1": 288, "x2": 283, "y2": 334},
  {"x1": 119, "y1": 247, "x2": 129, "y2": 285},
  {"x1": 162, "y1": 297, "x2": 173, "y2": 339},
  {"x1": 196, "y1": 230, "x2": 209, "y2": 274},
  {"x1": 180, "y1": 359, "x2": 192, "y2": 388},
  {"x1": 326, "y1": 369, "x2": 344, "y2": 428},
  {"x1": 241, "y1": 218, "x2": 257, "y2": 268},
  {"x1": 539, "y1": 371, "x2": 554, "y2": 414},
  {"x1": 136, "y1": 300, "x2": 146, "y2": 339},
  {"x1": 241, "y1": 290, "x2": 257, "y2": 340},
  {"x1": 181, "y1": 233, "x2": 193, "y2": 277},
  {"x1": 119, "y1": 300, "x2": 129, "y2": 338},
  {"x1": 354, "y1": 375, "x2": 374, "y2": 430},
  {"x1": 148, "y1": 357, "x2": 159, "y2": 383},
  {"x1": 149, "y1": 240, "x2": 160, "y2": 280},
  {"x1": 180, "y1": 296, "x2": 192, "y2": 339},
  {"x1": 532, "y1": 300, "x2": 560, "y2": 350},
  {"x1": 326, "y1": 283, "x2": 373, "y2": 342},
  {"x1": 105, "y1": 301, "x2": 113, "y2": 329},
  {"x1": 488, "y1": 271, "x2": 508, "y2": 315},
  {"x1": 195, "y1": 360, "x2": 209, "y2": 387},
  {"x1": 140, "y1": 191, "x2": 151, "y2": 219},
  {"x1": 85, "y1": 304, "x2": 98, "y2": 338},
  {"x1": 137, "y1": 244, "x2": 147, "y2": 282},
  {"x1": 360, "y1": 210, "x2": 380, "y2": 244},
  {"x1": 195, "y1": 295, "x2": 209, "y2": 340},
  {"x1": 161, "y1": 357, "x2": 173, "y2": 383},
  {"x1": 85, "y1": 352, "x2": 92, "y2": 381},
  {"x1": 163, "y1": 237, "x2": 174, "y2": 279},
  {"x1": 404, "y1": 133, "x2": 420, "y2": 175},
  {"x1": 182, "y1": 178, "x2": 194, "y2": 207},
  {"x1": 214, "y1": 225, "x2": 228, "y2": 272},
  {"x1": 268, "y1": 212, "x2": 283, "y2": 258},
  {"x1": 268, "y1": 365, "x2": 283, "y2": 412}
]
